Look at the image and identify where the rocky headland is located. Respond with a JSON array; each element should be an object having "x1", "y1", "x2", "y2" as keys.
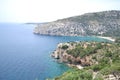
[
  {"x1": 51, "y1": 41, "x2": 120, "y2": 80},
  {"x1": 34, "y1": 10, "x2": 120, "y2": 37},
  {"x1": 51, "y1": 42, "x2": 94, "y2": 67}
]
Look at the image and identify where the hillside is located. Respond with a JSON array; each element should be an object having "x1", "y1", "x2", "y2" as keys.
[
  {"x1": 50, "y1": 40, "x2": 120, "y2": 80},
  {"x1": 34, "y1": 10, "x2": 120, "y2": 37}
]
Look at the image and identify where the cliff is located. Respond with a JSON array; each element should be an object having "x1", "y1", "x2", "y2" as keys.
[
  {"x1": 51, "y1": 42, "x2": 94, "y2": 66},
  {"x1": 34, "y1": 10, "x2": 120, "y2": 37}
]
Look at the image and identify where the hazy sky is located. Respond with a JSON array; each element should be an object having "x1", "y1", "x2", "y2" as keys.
[{"x1": 0, "y1": 0, "x2": 120, "y2": 22}]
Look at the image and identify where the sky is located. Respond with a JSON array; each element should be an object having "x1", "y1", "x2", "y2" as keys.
[{"x1": 0, "y1": 0, "x2": 120, "y2": 23}]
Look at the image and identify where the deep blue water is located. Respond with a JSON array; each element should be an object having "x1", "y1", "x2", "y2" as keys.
[{"x1": 0, "y1": 23, "x2": 108, "y2": 80}]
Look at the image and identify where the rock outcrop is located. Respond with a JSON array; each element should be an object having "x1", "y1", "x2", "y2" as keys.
[{"x1": 51, "y1": 42, "x2": 100, "y2": 66}]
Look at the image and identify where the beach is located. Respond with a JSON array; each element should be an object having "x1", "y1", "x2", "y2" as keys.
[{"x1": 97, "y1": 36, "x2": 115, "y2": 42}]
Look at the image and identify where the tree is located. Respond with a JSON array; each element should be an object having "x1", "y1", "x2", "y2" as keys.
[{"x1": 61, "y1": 45, "x2": 68, "y2": 50}]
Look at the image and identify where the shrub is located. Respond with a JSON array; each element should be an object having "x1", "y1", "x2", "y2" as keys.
[
  {"x1": 100, "y1": 67, "x2": 111, "y2": 75},
  {"x1": 61, "y1": 45, "x2": 68, "y2": 50},
  {"x1": 94, "y1": 73, "x2": 104, "y2": 80},
  {"x1": 55, "y1": 69, "x2": 93, "y2": 80}
]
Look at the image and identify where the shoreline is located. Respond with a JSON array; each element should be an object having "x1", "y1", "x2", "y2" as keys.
[
  {"x1": 33, "y1": 32, "x2": 116, "y2": 42},
  {"x1": 67, "y1": 64, "x2": 83, "y2": 69},
  {"x1": 33, "y1": 34, "x2": 115, "y2": 42},
  {"x1": 97, "y1": 36, "x2": 115, "y2": 42}
]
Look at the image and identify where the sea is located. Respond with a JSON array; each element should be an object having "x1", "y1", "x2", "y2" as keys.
[{"x1": 0, "y1": 23, "x2": 108, "y2": 80}]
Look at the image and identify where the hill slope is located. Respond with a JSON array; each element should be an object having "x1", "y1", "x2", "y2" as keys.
[
  {"x1": 51, "y1": 41, "x2": 120, "y2": 80},
  {"x1": 34, "y1": 10, "x2": 120, "y2": 37}
]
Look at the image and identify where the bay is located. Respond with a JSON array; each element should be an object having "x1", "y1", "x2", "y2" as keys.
[{"x1": 0, "y1": 23, "x2": 108, "y2": 80}]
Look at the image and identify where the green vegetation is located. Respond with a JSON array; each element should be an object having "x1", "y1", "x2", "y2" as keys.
[
  {"x1": 67, "y1": 42, "x2": 102, "y2": 58},
  {"x1": 53, "y1": 41, "x2": 120, "y2": 80},
  {"x1": 61, "y1": 45, "x2": 69, "y2": 50},
  {"x1": 55, "y1": 69, "x2": 93, "y2": 80},
  {"x1": 94, "y1": 73, "x2": 104, "y2": 80},
  {"x1": 115, "y1": 37, "x2": 120, "y2": 43}
]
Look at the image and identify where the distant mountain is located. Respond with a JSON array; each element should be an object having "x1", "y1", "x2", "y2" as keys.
[{"x1": 34, "y1": 10, "x2": 120, "y2": 37}]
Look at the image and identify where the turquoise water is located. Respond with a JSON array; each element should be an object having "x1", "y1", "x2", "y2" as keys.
[{"x1": 0, "y1": 23, "x2": 108, "y2": 80}]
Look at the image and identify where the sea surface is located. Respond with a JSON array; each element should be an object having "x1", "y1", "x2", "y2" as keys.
[{"x1": 0, "y1": 23, "x2": 108, "y2": 80}]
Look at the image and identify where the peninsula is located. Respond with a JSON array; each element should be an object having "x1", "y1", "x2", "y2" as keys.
[
  {"x1": 34, "y1": 10, "x2": 120, "y2": 38},
  {"x1": 51, "y1": 39, "x2": 120, "y2": 80}
]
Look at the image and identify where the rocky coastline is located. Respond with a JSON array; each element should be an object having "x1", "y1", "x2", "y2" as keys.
[
  {"x1": 34, "y1": 10, "x2": 120, "y2": 37},
  {"x1": 51, "y1": 41, "x2": 120, "y2": 80},
  {"x1": 51, "y1": 42, "x2": 100, "y2": 68}
]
